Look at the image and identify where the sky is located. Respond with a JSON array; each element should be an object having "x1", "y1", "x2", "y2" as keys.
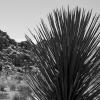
[{"x1": 0, "y1": 0, "x2": 100, "y2": 42}]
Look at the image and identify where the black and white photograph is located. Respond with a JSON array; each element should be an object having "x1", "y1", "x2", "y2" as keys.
[{"x1": 0, "y1": 0, "x2": 100, "y2": 100}]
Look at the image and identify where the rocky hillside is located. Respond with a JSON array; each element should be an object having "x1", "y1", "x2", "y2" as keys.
[
  {"x1": 0, "y1": 30, "x2": 38, "y2": 100},
  {"x1": 0, "y1": 30, "x2": 36, "y2": 73}
]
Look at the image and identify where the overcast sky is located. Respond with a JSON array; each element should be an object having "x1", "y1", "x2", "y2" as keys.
[{"x1": 0, "y1": 0, "x2": 100, "y2": 42}]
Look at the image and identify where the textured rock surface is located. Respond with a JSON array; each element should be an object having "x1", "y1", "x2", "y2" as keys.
[
  {"x1": 0, "y1": 30, "x2": 36, "y2": 100},
  {"x1": 0, "y1": 30, "x2": 36, "y2": 73}
]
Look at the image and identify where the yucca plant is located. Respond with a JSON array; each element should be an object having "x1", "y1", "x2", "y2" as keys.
[{"x1": 25, "y1": 7, "x2": 100, "y2": 100}]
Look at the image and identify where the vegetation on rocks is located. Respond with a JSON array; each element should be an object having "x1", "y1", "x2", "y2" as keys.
[{"x1": 0, "y1": 30, "x2": 37, "y2": 99}]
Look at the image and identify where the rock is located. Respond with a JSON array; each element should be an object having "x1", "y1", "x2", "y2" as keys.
[{"x1": 0, "y1": 30, "x2": 36, "y2": 73}]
